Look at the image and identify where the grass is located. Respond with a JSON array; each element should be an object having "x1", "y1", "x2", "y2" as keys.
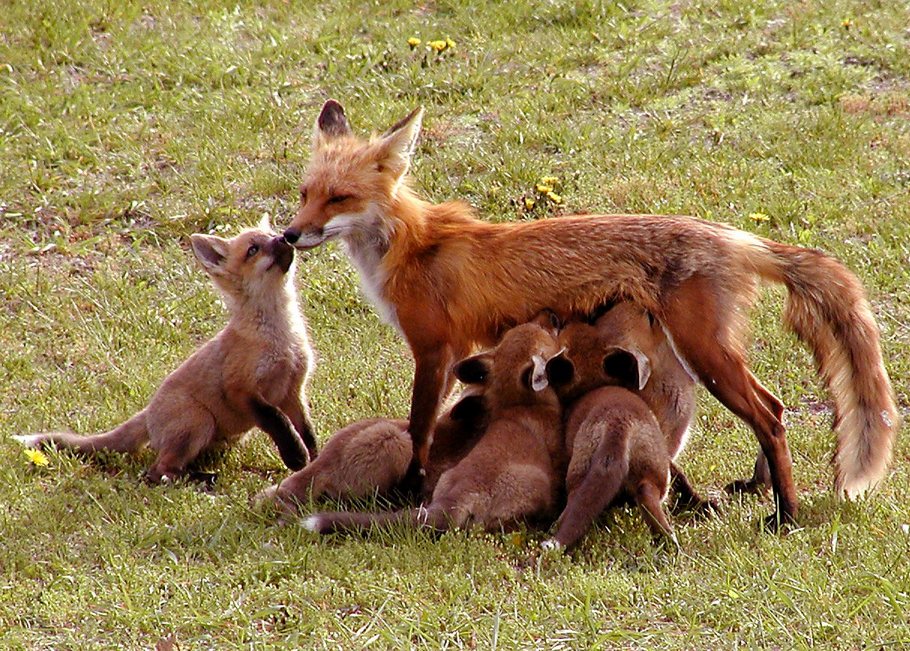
[{"x1": 1, "y1": 0, "x2": 909, "y2": 647}]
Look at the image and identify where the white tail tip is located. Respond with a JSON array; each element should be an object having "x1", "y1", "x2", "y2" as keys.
[
  {"x1": 301, "y1": 515, "x2": 322, "y2": 532},
  {"x1": 540, "y1": 539, "x2": 563, "y2": 552},
  {"x1": 11, "y1": 434, "x2": 44, "y2": 449}
]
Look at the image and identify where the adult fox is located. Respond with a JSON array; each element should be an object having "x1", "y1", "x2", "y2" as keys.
[{"x1": 283, "y1": 100, "x2": 898, "y2": 527}]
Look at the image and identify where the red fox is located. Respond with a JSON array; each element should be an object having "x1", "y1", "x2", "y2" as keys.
[
  {"x1": 253, "y1": 386, "x2": 486, "y2": 518},
  {"x1": 302, "y1": 319, "x2": 566, "y2": 535},
  {"x1": 283, "y1": 100, "x2": 898, "y2": 527},
  {"x1": 541, "y1": 350, "x2": 676, "y2": 551},
  {"x1": 556, "y1": 304, "x2": 714, "y2": 512},
  {"x1": 14, "y1": 222, "x2": 317, "y2": 483}
]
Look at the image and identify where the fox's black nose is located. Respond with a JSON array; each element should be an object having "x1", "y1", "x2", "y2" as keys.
[{"x1": 282, "y1": 229, "x2": 300, "y2": 244}]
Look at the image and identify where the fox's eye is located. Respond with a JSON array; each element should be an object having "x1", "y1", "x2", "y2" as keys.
[
  {"x1": 246, "y1": 244, "x2": 259, "y2": 258},
  {"x1": 328, "y1": 194, "x2": 352, "y2": 205}
]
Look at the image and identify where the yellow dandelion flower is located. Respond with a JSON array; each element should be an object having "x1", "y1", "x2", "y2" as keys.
[
  {"x1": 749, "y1": 212, "x2": 770, "y2": 223},
  {"x1": 524, "y1": 197, "x2": 536, "y2": 210},
  {"x1": 428, "y1": 40, "x2": 448, "y2": 52},
  {"x1": 841, "y1": 18, "x2": 853, "y2": 29},
  {"x1": 24, "y1": 448, "x2": 50, "y2": 467},
  {"x1": 546, "y1": 191, "x2": 563, "y2": 204},
  {"x1": 445, "y1": 37, "x2": 456, "y2": 49},
  {"x1": 540, "y1": 176, "x2": 559, "y2": 186},
  {"x1": 407, "y1": 37, "x2": 422, "y2": 48},
  {"x1": 535, "y1": 183, "x2": 554, "y2": 194}
]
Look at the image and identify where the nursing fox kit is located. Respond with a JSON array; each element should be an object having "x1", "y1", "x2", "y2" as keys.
[
  {"x1": 15, "y1": 223, "x2": 317, "y2": 482},
  {"x1": 283, "y1": 99, "x2": 898, "y2": 526}
]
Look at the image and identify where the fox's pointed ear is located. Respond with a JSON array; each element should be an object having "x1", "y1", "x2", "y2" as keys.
[
  {"x1": 191, "y1": 234, "x2": 231, "y2": 275},
  {"x1": 453, "y1": 352, "x2": 492, "y2": 385},
  {"x1": 374, "y1": 107, "x2": 423, "y2": 180},
  {"x1": 545, "y1": 349, "x2": 575, "y2": 387},
  {"x1": 258, "y1": 214, "x2": 272, "y2": 233},
  {"x1": 312, "y1": 99, "x2": 352, "y2": 151},
  {"x1": 450, "y1": 392, "x2": 485, "y2": 423},
  {"x1": 603, "y1": 346, "x2": 651, "y2": 391}
]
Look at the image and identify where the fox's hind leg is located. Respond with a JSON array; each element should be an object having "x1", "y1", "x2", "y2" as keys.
[
  {"x1": 662, "y1": 275, "x2": 797, "y2": 529},
  {"x1": 669, "y1": 463, "x2": 719, "y2": 515},
  {"x1": 635, "y1": 480, "x2": 676, "y2": 546},
  {"x1": 144, "y1": 414, "x2": 217, "y2": 484},
  {"x1": 725, "y1": 377, "x2": 781, "y2": 495}
]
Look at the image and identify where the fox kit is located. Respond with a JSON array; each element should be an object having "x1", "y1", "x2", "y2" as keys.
[
  {"x1": 557, "y1": 303, "x2": 713, "y2": 512},
  {"x1": 284, "y1": 100, "x2": 899, "y2": 527},
  {"x1": 542, "y1": 349, "x2": 675, "y2": 551},
  {"x1": 303, "y1": 318, "x2": 565, "y2": 535},
  {"x1": 253, "y1": 386, "x2": 486, "y2": 518},
  {"x1": 14, "y1": 223, "x2": 317, "y2": 482}
]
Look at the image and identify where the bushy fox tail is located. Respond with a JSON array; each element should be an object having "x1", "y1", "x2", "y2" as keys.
[
  {"x1": 745, "y1": 237, "x2": 899, "y2": 498},
  {"x1": 13, "y1": 410, "x2": 150, "y2": 455}
]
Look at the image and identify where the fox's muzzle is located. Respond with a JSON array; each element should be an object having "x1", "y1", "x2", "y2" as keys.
[
  {"x1": 282, "y1": 227, "x2": 327, "y2": 250},
  {"x1": 269, "y1": 236, "x2": 295, "y2": 273}
]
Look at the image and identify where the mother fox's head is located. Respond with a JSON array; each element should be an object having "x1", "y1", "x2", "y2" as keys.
[{"x1": 283, "y1": 100, "x2": 423, "y2": 249}]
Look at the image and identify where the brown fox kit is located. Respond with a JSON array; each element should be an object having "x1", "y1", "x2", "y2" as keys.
[
  {"x1": 558, "y1": 303, "x2": 714, "y2": 512},
  {"x1": 14, "y1": 223, "x2": 317, "y2": 482},
  {"x1": 283, "y1": 100, "x2": 899, "y2": 527},
  {"x1": 541, "y1": 354, "x2": 675, "y2": 551},
  {"x1": 303, "y1": 319, "x2": 566, "y2": 535},
  {"x1": 253, "y1": 386, "x2": 486, "y2": 518}
]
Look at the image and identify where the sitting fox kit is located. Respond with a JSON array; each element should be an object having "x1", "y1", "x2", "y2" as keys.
[
  {"x1": 542, "y1": 348, "x2": 675, "y2": 551},
  {"x1": 285, "y1": 99, "x2": 898, "y2": 528},
  {"x1": 14, "y1": 223, "x2": 317, "y2": 482},
  {"x1": 303, "y1": 319, "x2": 566, "y2": 535}
]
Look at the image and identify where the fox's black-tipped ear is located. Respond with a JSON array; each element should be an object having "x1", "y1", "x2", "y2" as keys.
[
  {"x1": 453, "y1": 353, "x2": 492, "y2": 385},
  {"x1": 375, "y1": 107, "x2": 423, "y2": 181},
  {"x1": 450, "y1": 393, "x2": 485, "y2": 422},
  {"x1": 603, "y1": 346, "x2": 652, "y2": 391},
  {"x1": 312, "y1": 99, "x2": 352, "y2": 151},
  {"x1": 190, "y1": 234, "x2": 230, "y2": 275},
  {"x1": 545, "y1": 350, "x2": 575, "y2": 387}
]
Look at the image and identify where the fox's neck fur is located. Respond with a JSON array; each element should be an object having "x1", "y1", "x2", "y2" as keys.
[{"x1": 221, "y1": 277, "x2": 309, "y2": 349}]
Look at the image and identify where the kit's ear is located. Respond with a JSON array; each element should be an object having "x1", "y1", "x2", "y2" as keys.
[
  {"x1": 453, "y1": 352, "x2": 493, "y2": 385},
  {"x1": 529, "y1": 308, "x2": 562, "y2": 333},
  {"x1": 373, "y1": 107, "x2": 423, "y2": 180},
  {"x1": 258, "y1": 214, "x2": 272, "y2": 233},
  {"x1": 312, "y1": 99, "x2": 352, "y2": 151},
  {"x1": 450, "y1": 392, "x2": 485, "y2": 423},
  {"x1": 603, "y1": 346, "x2": 651, "y2": 391},
  {"x1": 190, "y1": 234, "x2": 231, "y2": 276},
  {"x1": 545, "y1": 349, "x2": 575, "y2": 388}
]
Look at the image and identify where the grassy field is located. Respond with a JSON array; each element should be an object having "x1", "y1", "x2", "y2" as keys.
[{"x1": 1, "y1": 0, "x2": 909, "y2": 647}]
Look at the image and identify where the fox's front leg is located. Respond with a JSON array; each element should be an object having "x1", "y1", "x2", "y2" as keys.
[
  {"x1": 251, "y1": 400, "x2": 310, "y2": 471},
  {"x1": 281, "y1": 394, "x2": 319, "y2": 461},
  {"x1": 406, "y1": 343, "x2": 455, "y2": 475}
]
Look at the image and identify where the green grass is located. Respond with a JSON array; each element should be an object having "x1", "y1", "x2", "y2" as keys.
[{"x1": 1, "y1": 0, "x2": 909, "y2": 647}]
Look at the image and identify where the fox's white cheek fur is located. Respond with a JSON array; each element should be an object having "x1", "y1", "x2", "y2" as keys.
[{"x1": 328, "y1": 206, "x2": 401, "y2": 331}]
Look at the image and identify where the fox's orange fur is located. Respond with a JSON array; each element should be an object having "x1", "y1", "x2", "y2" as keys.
[
  {"x1": 284, "y1": 100, "x2": 899, "y2": 526},
  {"x1": 14, "y1": 222, "x2": 317, "y2": 482}
]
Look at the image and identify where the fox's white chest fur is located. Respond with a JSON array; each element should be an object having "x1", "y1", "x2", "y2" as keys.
[{"x1": 329, "y1": 207, "x2": 400, "y2": 331}]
